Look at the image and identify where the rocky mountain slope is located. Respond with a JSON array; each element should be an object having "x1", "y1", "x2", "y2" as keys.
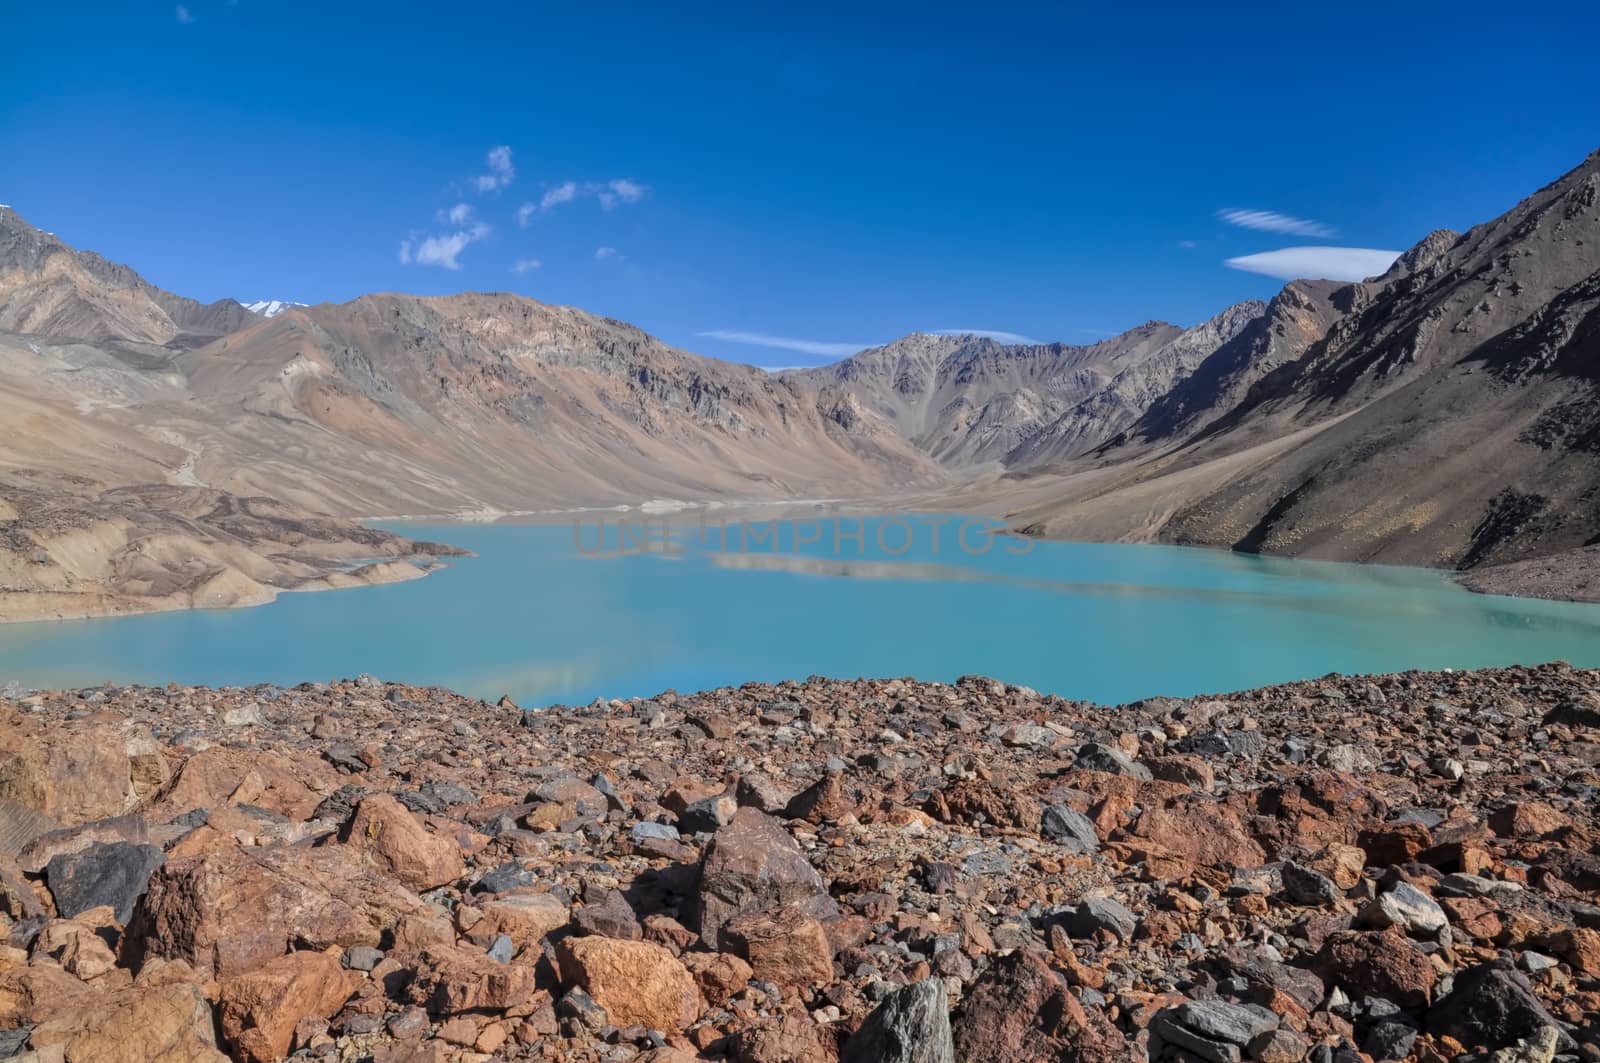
[
  {"x1": 785, "y1": 318, "x2": 1271, "y2": 468},
  {"x1": 0, "y1": 208, "x2": 947, "y2": 619},
  {"x1": 822, "y1": 149, "x2": 1583, "y2": 594},
  {"x1": 0, "y1": 663, "x2": 1596, "y2": 1061}
]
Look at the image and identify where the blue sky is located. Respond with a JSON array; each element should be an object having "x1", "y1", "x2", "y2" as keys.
[{"x1": 4, "y1": 3, "x2": 1596, "y2": 367}]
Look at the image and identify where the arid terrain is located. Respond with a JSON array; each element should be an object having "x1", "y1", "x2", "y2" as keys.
[
  {"x1": 1, "y1": 150, "x2": 1599, "y2": 620},
  {"x1": 1, "y1": 663, "x2": 1598, "y2": 1061}
]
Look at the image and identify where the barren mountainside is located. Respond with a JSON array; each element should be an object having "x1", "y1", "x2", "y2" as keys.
[{"x1": 1, "y1": 148, "x2": 1599, "y2": 618}]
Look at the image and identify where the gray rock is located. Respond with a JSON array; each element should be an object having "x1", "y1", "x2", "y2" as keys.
[
  {"x1": 630, "y1": 820, "x2": 681, "y2": 844},
  {"x1": 1363, "y1": 1019, "x2": 1419, "y2": 1060},
  {"x1": 342, "y1": 946, "x2": 385, "y2": 971},
  {"x1": 841, "y1": 977, "x2": 954, "y2": 1063},
  {"x1": 1040, "y1": 805, "x2": 1099, "y2": 853},
  {"x1": 1281, "y1": 861, "x2": 1340, "y2": 906},
  {"x1": 1150, "y1": 1010, "x2": 1241, "y2": 1063},
  {"x1": 1426, "y1": 961, "x2": 1575, "y2": 1053},
  {"x1": 0, "y1": 1028, "x2": 32, "y2": 1058},
  {"x1": 1000, "y1": 724, "x2": 1056, "y2": 749},
  {"x1": 486, "y1": 933, "x2": 515, "y2": 964},
  {"x1": 678, "y1": 793, "x2": 738, "y2": 834},
  {"x1": 1073, "y1": 742, "x2": 1151, "y2": 780},
  {"x1": 1357, "y1": 882, "x2": 1446, "y2": 935},
  {"x1": 1062, "y1": 895, "x2": 1137, "y2": 941},
  {"x1": 1169, "y1": 999, "x2": 1277, "y2": 1046},
  {"x1": 44, "y1": 840, "x2": 164, "y2": 923}
]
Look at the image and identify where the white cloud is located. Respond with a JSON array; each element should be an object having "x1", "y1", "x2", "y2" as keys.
[
  {"x1": 696, "y1": 330, "x2": 873, "y2": 359},
  {"x1": 536, "y1": 178, "x2": 649, "y2": 212},
  {"x1": 930, "y1": 328, "x2": 1041, "y2": 345},
  {"x1": 1225, "y1": 246, "x2": 1402, "y2": 282},
  {"x1": 1217, "y1": 208, "x2": 1336, "y2": 238},
  {"x1": 475, "y1": 146, "x2": 515, "y2": 192},
  {"x1": 176, "y1": 4, "x2": 193, "y2": 22},
  {"x1": 510, "y1": 258, "x2": 542, "y2": 273},
  {"x1": 597, "y1": 178, "x2": 648, "y2": 209},
  {"x1": 399, "y1": 222, "x2": 492, "y2": 270},
  {"x1": 439, "y1": 203, "x2": 474, "y2": 225},
  {"x1": 594, "y1": 246, "x2": 619, "y2": 260},
  {"x1": 1178, "y1": 240, "x2": 1198, "y2": 250},
  {"x1": 516, "y1": 203, "x2": 537, "y2": 227},
  {"x1": 541, "y1": 182, "x2": 579, "y2": 209}
]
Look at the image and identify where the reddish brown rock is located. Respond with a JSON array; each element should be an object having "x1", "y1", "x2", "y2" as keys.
[
  {"x1": 152, "y1": 747, "x2": 334, "y2": 823},
  {"x1": 218, "y1": 950, "x2": 358, "y2": 1063},
  {"x1": 340, "y1": 793, "x2": 465, "y2": 891},
  {"x1": 28, "y1": 981, "x2": 227, "y2": 1062},
  {"x1": 926, "y1": 778, "x2": 1042, "y2": 832},
  {"x1": 1489, "y1": 801, "x2": 1572, "y2": 839},
  {"x1": 1357, "y1": 822, "x2": 1434, "y2": 866},
  {"x1": 692, "y1": 807, "x2": 838, "y2": 949},
  {"x1": 0, "y1": 963, "x2": 101, "y2": 1026},
  {"x1": 724, "y1": 903, "x2": 835, "y2": 989},
  {"x1": 729, "y1": 1010, "x2": 838, "y2": 1063},
  {"x1": 0, "y1": 719, "x2": 147, "y2": 826},
  {"x1": 1128, "y1": 801, "x2": 1266, "y2": 869},
  {"x1": 1314, "y1": 926, "x2": 1435, "y2": 1007},
  {"x1": 555, "y1": 936, "x2": 704, "y2": 1031},
  {"x1": 682, "y1": 950, "x2": 754, "y2": 1003},
  {"x1": 128, "y1": 842, "x2": 429, "y2": 979},
  {"x1": 462, "y1": 891, "x2": 570, "y2": 949},
  {"x1": 408, "y1": 943, "x2": 538, "y2": 1015},
  {"x1": 951, "y1": 949, "x2": 1132, "y2": 1062}
]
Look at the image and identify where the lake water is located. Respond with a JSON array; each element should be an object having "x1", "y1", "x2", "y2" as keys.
[{"x1": 2, "y1": 515, "x2": 1599, "y2": 706}]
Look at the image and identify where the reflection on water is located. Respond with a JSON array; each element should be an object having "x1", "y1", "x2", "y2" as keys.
[{"x1": 1, "y1": 516, "x2": 1598, "y2": 706}]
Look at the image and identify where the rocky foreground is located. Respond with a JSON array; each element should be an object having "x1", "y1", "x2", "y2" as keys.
[{"x1": 1, "y1": 666, "x2": 1598, "y2": 1063}]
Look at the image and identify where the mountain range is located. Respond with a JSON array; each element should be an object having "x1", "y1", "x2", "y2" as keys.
[{"x1": 0, "y1": 147, "x2": 1596, "y2": 618}]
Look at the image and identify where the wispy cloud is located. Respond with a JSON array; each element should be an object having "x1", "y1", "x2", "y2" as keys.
[
  {"x1": 594, "y1": 246, "x2": 620, "y2": 261},
  {"x1": 541, "y1": 181, "x2": 578, "y2": 209},
  {"x1": 597, "y1": 178, "x2": 647, "y2": 209},
  {"x1": 1217, "y1": 208, "x2": 1336, "y2": 238},
  {"x1": 399, "y1": 223, "x2": 492, "y2": 270},
  {"x1": 1225, "y1": 246, "x2": 1401, "y2": 282},
  {"x1": 438, "y1": 203, "x2": 474, "y2": 225},
  {"x1": 527, "y1": 179, "x2": 651, "y2": 216},
  {"x1": 1178, "y1": 240, "x2": 1198, "y2": 250},
  {"x1": 510, "y1": 258, "x2": 542, "y2": 273},
  {"x1": 696, "y1": 330, "x2": 872, "y2": 359},
  {"x1": 475, "y1": 146, "x2": 515, "y2": 192},
  {"x1": 175, "y1": 4, "x2": 193, "y2": 22},
  {"x1": 930, "y1": 328, "x2": 1041, "y2": 345}
]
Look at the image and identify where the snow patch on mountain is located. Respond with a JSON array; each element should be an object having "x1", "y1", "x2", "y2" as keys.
[{"x1": 242, "y1": 300, "x2": 307, "y2": 317}]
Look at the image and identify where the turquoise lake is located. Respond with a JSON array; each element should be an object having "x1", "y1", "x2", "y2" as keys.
[{"x1": 2, "y1": 515, "x2": 1599, "y2": 706}]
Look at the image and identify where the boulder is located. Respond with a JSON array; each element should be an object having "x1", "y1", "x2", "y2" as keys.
[
  {"x1": 724, "y1": 904, "x2": 835, "y2": 988},
  {"x1": 842, "y1": 977, "x2": 954, "y2": 1063},
  {"x1": 461, "y1": 891, "x2": 570, "y2": 949},
  {"x1": 555, "y1": 936, "x2": 703, "y2": 1032},
  {"x1": 1314, "y1": 927, "x2": 1435, "y2": 1008},
  {"x1": 27, "y1": 982, "x2": 226, "y2": 1062},
  {"x1": 45, "y1": 840, "x2": 165, "y2": 923},
  {"x1": 218, "y1": 950, "x2": 358, "y2": 1063},
  {"x1": 1128, "y1": 802, "x2": 1266, "y2": 870},
  {"x1": 340, "y1": 794, "x2": 465, "y2": 891},
  {"x1": 408, "y1": 944, "x2": 537, "y2": 1015},
  {"x1": 691, "y1": 808, "x2": 838, "y2": 949},
  {"x1": 0, "y1": 723, "x2": 144, "y2": 826},
  {"x1": 951, "y1": 949, "x2": 1130, "y2": 1062},
  {"x1": 1426, "y1": 960, "x2": 1575, "y2": 1053},
  {"x1": 127, "y1": 842, "x2": 430, "y2": 979}
]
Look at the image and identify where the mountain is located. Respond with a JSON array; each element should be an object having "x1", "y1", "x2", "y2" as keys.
[
  {"x1": 242, "y1": 299, "x2": 307, "y2": 317},
  {"x1": 0, "y1": 207, "x2": 255, "y2": 349},
  {"x1": 1008, "y1": 148, "x2": 1600, "y2": 579},
  {"x1": 785, "y1": 323, "x2": 1195, "y2": 467}
]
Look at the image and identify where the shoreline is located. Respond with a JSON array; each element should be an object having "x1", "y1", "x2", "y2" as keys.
[
  {"x1": 5, "y1": 494, "x2": 1599, "y2": 627},
  {"x1": 0, "y1": 663, "x2": 1594, "y2": 1060}
]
